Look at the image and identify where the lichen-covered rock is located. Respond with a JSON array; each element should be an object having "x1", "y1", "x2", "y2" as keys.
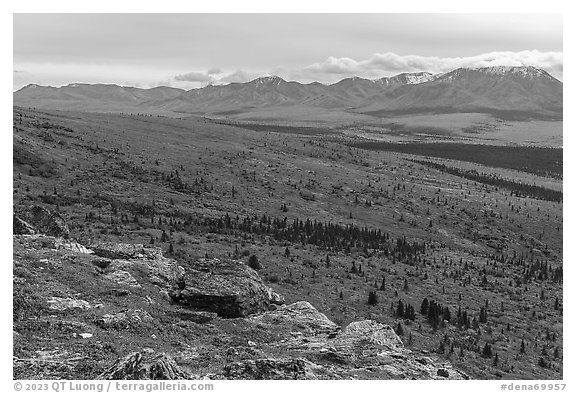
[
  {"x1": 47, "y1": 297, "x2": 91, "y2": 311},
  {"x1": 53, "y1": 238, "x2": 92, "y2": 254},
  {"x1": 170, "y1": 258, "x2": 279, "y2": 317},
  {"x1": 266, "y1": 287, "x2": 285, "y2": 305},
  {"x1": 250, "y1": 301, "x2": 339, "y2": 335},
  {"x1": 96, "y1": 310, "x2": 154, "y2": 329},
  {"x1": 98, "y1": 352, "x2": 190, "y2": 380}
]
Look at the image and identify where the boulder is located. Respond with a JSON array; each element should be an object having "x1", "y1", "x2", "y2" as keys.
[
  {"x1": 340, "y1": 320, "x2": 404, "y2": 350},
  {"x1": 170, "y1": 258, "x2": 279, "y2": 317},
  {"x1": 250, "y1": 301, "x2": 339, "y2": 336},
  {"x1": 98, "y1": 352, "x2": 190, "y2": 380}
]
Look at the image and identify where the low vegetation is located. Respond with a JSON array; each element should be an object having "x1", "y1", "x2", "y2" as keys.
[{"x1": 13, "y1": 106, "x2": 563, "y2": 380}]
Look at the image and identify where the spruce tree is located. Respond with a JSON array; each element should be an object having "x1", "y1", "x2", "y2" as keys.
[
  {"x1": 481, "y1": 343, "x2": 493, "y2": 358},
  {"x1": 395, "y1": 321, "x2": 404, "y2": 336},
  {"x1": 248, "y1": 254, "x2": 261, "y2": 270},
  {"x1": 368, "y1": 291, "x2": 378, "y2": 306}
]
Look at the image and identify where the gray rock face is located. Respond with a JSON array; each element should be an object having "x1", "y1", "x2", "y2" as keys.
[
  {"x1": 98, "y1": 352, "x2": 190, "y2": 380},
  {"x1": 170, "y1": 258, "x2": 284, "y2": 318}
]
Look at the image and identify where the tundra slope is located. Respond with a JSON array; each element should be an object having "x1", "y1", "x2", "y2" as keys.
[{"x1": 13, "y1": 107, "x2": 563, "y2": 379}]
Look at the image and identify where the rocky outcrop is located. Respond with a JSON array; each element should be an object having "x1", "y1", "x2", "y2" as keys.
[
  {"x1": 16, "y1": 206, "x2": 70, "y2": 238},
  {"x1": 13, "y1": 215, "x2": 36, "y2": 235},
  {"x1": 98, "y1": 352, "x2": 190, "y2": 380},
  {"x1": 14, "y1": 206, "x2": 90, "y2": 254},
  {"x1": 250, "y1": 301, "x2": 340, "y2": 336},
  {"x1": 90, "y1": 242, "x2": 162, "y2": 260},
  {"x1": 15, "y1": 234, "x2": 92, "y2": 254},
  {"x1": 170, "y1": 258, "x2": 284, "y2": 317},
  {"x1": 242, "y1": 302, "x2": 468, "y2": 380},
  {"x1": 14, "y1": 226, "x2": 468, "y2": 380}
]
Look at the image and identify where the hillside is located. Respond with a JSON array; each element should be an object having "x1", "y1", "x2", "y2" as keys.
[{"x1": 12, "y1": 107, "x2": 563, "y2": 380}]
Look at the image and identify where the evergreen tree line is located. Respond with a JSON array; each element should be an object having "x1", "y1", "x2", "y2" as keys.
[{"x1": 410, "y1": 159, "x2": 562, "y2": 202}]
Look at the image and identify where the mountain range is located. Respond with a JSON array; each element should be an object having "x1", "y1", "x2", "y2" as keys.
[{"x1": 13, "y1": 66, "x2": 563, "y2": 120}]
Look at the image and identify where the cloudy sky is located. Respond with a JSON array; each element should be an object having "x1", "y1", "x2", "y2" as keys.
[{"x1": 13, "y1": 14, "x2": 563, "y2": 90}]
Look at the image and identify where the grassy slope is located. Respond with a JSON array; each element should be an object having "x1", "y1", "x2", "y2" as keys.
[{"x1": 13, "y1": 107, "x2": 563, "y2": 379}]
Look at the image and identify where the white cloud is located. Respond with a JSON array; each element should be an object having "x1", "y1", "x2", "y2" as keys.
[
  {"x1": 207, "y1": 67, "x2": 223, "y2": 75},
  {"x1": 216, "y1": 69, "x2": 260, "y2": 84},
  {"x1": 174, "y1": 71, "x2": 213, "y2": 82},
  {"x1": 298, "y1": 50, "x2": 563, "y2": 81}
]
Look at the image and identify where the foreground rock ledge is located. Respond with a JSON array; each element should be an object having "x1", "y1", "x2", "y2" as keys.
[{"x1": 169, "y1": 258, "x2": 285, "y2": 317}]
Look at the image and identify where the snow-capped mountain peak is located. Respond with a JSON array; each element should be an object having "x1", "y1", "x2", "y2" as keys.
[
  {"x1": 469, "y1": 65, "x2": 550, "y2": 79},
  {"x1": 253, "y1": 75, "x2": 285, "y2": 85}
]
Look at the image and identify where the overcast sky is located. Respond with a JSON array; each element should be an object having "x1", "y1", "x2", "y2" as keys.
[{"x1": 13, "y1": 14, "x2": 563, "y2": 90}]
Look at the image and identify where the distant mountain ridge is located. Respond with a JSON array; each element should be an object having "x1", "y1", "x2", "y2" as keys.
[{"x1": 14, "y1": 66, "x2": 563, "y2": 119}]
